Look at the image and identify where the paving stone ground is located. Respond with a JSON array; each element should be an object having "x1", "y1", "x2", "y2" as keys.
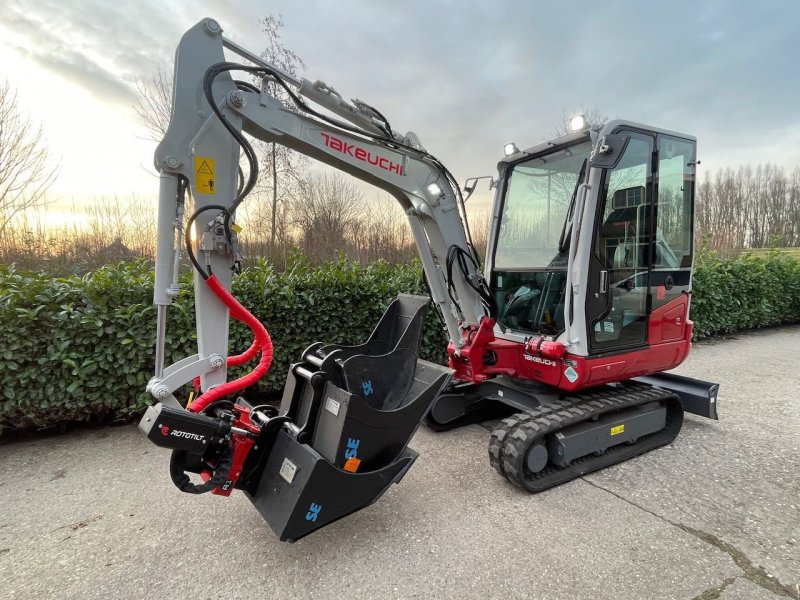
[{"x1": 1, "y1": 326, "x2": 798, "y2": 599}]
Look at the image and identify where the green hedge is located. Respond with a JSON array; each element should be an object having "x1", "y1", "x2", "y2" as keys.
[
  {"x1": 0, "y1": 257, "x2": 446, "y2": 431},
  {"x1": 1, "y1": 252, "x2": 799, "y2": 431},
  {"x1": 690, "y1": 251, "x2": 800, "y2": 338}
]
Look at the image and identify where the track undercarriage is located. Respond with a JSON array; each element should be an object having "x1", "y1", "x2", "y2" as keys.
[{"x1": 427, "y1": 374, "x2": 717, "y2": 492}]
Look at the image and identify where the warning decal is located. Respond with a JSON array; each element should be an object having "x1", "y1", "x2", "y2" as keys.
[
  {"x1": 564, "y1": 366, "x2": 579, "y2": 383},
  {"x1": 194, "y1": 156, "x2": 215, "y2": 195}
]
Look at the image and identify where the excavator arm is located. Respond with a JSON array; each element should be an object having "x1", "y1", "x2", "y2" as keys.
[{"x1": 147, "y1": 18, "x2": 487, "y2": 406}]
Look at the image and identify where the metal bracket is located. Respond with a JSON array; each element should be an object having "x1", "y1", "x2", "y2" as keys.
[{"x1": 147, "y1": 353, "x2": 226, "y2": 401}]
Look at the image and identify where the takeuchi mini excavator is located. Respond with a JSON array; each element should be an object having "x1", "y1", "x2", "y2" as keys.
[{"x1": 139, "y1": 18, "x2": 720, "y2": 542}]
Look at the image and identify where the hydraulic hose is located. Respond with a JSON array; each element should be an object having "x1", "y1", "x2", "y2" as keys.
[
  {"x1": 170, "y1": 443, "x2": 234, "y2": 494},
  {"x1": 188, "y1": 275, "x2": 274, "y2": 413},
  {"x1": 228, "y1": 338, "x2": 259, "y2": 366},
  {"x1": 192, "y1": 337, "x2": 259, "y2": 391}
]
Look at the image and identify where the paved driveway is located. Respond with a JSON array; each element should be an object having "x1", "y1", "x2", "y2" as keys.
[{"x1": 1, "y1": 327, "x2": 798, "y2": 599}]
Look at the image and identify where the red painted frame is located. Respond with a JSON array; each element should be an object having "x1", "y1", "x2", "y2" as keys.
[{"x1": 447, "y1": 294, "x2": 692, "y2": 392}]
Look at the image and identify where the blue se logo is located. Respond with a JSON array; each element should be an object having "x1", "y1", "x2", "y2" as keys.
[
  {"x1": 305, "y1": 502, "x2": 322, "y2": 522},
  {"x1": 344, "y1": 437, "x2": 360, "y2": 460}
]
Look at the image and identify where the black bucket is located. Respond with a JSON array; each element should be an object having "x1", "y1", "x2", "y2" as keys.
[{"x1": 244, "y1": 294, "x2": 452, "y2": 541}]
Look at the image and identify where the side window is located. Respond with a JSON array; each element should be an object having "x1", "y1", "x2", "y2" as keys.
[
  {"x1": 591, "y1": 134, "x2": 653, "y2": 349},
  {"x1": 597, "y1": 137, "x2": 651, "y2": 273},
  {"x1": 655, "y1": 137, "x2": 694, "y2": 269}
]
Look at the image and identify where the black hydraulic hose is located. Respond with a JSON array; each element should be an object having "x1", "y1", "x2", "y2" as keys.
[
  {"x1": 446, "y1": 245, "x2": 497, "y2": 319},
  {"x1": 202, "y1": 64, "x2": 260, "y2": 215},
  {"x1": 233, "y1": 79, "x2": 261, "y2": 94},
  {"x1": 169, "y1": 402, "x2": 237, "y2": 494},
  {"x1": 204, "y1": 62, "x2": 483, "y2": 312},
  {"x1": 185, "y1": 203, "x2": 231, "y2": 280},
  {"x1": 169, "y1": 443, "x2": 234, "y2": 494}
]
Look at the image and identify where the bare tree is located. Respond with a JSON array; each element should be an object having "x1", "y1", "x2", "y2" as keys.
[
  {"x1": 351, "y1": 193, "x2": 416, "y2": 263},
  {"x1": 0, "y1": 80, "x2": 59, "y2": 237},
  {"x1": 695, "y1": 163, "x2": 800, "y2": 252},
  {"x1": 256, "y1": 15, "x2": 307, "y2": 252},
  {"x1": 133, "y1": 66, "x2": 173, "y2": 141},
  {"x1": 289, "y1": 173, "x2": 364, "y2": 262}
]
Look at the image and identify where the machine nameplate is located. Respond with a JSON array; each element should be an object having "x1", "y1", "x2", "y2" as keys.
[
  {"x1": 279, "y1": 458, "x2": 298, "y2": 484},
  {"x1": 325, "y1": 397, "x2": 341, "y2": 416},
  {"x1": 610, "y1": 424, "x2": 625, "y2": 436}
]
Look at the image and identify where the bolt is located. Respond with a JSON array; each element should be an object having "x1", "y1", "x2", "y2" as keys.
[
  {"x1": 203, "y1": 19, "x2": 222, "y2": 35},
  {"x1": 209, "y1": 355, "x2": 225, "y2": 369},
  {"x1": 228, "y1": 90, "x2": 245, "y2": 108},
  {"x1": 164, "y1": 156, "x2": 180, "y2": 169},
  {"x1": 153, "y1": 385, "x2": 169, "y2": 399}
]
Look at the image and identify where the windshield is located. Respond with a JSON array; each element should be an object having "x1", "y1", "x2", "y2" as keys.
[{"x1": 494, "y1": 141, "x2": 592, "y2": 269}]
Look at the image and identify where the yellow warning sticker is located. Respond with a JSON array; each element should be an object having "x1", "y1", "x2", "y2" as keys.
[
  {"x1": 610, "y1": 424, "x2": 625, "y2": 436},
  {"x1": 194, "y1": 156, "x2": 216, "y2": 195}
]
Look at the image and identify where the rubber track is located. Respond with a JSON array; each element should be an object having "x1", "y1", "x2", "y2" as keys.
[
  {"x1": 492, "y1": 383, "x2": 683, "y2": 492},
  {"x1": 488, "y1": 389, "x2": 611, "y2": 476}
]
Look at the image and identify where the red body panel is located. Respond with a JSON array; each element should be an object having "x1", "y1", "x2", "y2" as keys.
[{"x1": 448, "y1": 294, "x2": 692, "y2": 392}]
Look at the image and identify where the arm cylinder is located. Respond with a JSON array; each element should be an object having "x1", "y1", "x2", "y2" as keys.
[
  {"x1": 154, "y1": 172, "x2": 180, "y2": 306},
  {"x1": 153, "y1": 173, "x2": 181, "y2": 378}
]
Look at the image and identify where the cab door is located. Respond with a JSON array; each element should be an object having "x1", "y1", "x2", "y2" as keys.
[
  {"x1": 648, "y1": 135, "x2": 696, "y2": 343},
  {"x1": 586, "y1": 131, "x2": 655, "y2": 352}
]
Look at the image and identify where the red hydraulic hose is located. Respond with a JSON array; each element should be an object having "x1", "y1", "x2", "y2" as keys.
[
  {"x1": 192, "y1": 337, "x2": 259, "y2": 390},
  {"x1": 228, "y1": 339, "x2": 259, "y2": 366},
  {"x1": 188, "y1": 275, "x2": 274, "y2": 413}
]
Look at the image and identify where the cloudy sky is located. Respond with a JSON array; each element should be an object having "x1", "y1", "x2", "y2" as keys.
[{"x1": 1, "y1": 0, "x2": 799, "y2": 209}]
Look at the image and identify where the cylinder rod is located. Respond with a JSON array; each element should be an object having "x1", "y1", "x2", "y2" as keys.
[{"x1": 154, "y1": 304, "x2": 167, "y2": 378}]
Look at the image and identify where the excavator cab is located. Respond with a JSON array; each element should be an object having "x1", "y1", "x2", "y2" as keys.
[{"x1": 487, "y1": 124, "x2": 697, "y2": 362}]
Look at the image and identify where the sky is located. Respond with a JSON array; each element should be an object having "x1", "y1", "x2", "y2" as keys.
[{"x1": 1, "y1": 0, "x2": 799, "y2": 214}]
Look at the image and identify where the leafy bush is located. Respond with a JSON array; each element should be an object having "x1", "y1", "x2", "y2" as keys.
[
  {"x1": 0, "y1": 257, "x2": 446, "y2": 431},
  {"x1": 1, "y1": 251, "x2": 799, "y2": 431},
  {"x1": 690, "y1": 250, "x2": 800, "y2": 338}
]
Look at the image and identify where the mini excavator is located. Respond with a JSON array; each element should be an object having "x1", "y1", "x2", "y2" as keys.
[{"x1": 139, "y1": 19, "x2": 719, "y2": 541}]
